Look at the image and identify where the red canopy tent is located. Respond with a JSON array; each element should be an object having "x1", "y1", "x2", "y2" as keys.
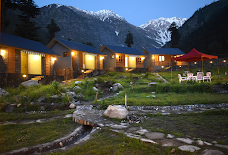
[
  {"x1": 171, "y1": 48, "x2": 218, "y2": 62},
  {"x1": 170, "y1": 48, "x2": 219, "y2": 80}
]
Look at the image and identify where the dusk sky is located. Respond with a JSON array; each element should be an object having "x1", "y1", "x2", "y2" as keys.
[{"x1": 35, "y1": 0, "x2": 217, "y2": 26}]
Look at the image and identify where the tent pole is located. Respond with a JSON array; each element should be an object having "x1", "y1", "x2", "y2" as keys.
[
  {"x1": 201, "y1": 56, "x2": 203, "y2": 72},
  {"x1": 217, "y1": 58, "x2": 219, "y2": 75}
]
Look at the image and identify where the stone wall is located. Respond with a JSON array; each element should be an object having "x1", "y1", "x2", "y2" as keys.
[
  {"x1": 42, "y1": 57, "x2": 46, "y2": 75},
  {"x1": 55, "y1": 68, "x2": 73, "y2": 80}
]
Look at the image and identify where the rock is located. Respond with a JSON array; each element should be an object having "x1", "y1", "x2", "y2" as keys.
[
  {"x1": 0, "y1": 88, "x2": 9, "y2": 97},
  {"x1": 201, "y1": 149, "x2": 224, "y2": 155},
  {"x1": 176, "y1": 138, "x2": 194, "y2": 144},
  {"x1": 136, "y1": 129, "x2": 148, "y2": 135},
  {"x1": 140, "y1": 138, "x2": 157, "y2": 144},
  {"x1": 69, "y1": 103, "x2": 76, "y2": 109},
  {"x1": 162, "y1": 139, "x2": 180, "y2": 147},
  {"x1": 197, "y1": 139, "x2": 204, "y2": 145},
  {"x1": 178, "y1": 145, "x2": 201, "y2": 152},
  {"x1": 167, "y1": 134, "x2": 175, "y2": 139},
  {"x1": 5, "y1": 104, "x2": 17, "y2": 112},
  {"x1": 170, "y1": 148, "x2": 175, "y2": 153},
  {"x1": 59, "y1": 142, "x2": 63, "y2": 147},
  {"x1": 120, "y1": 75, "x2": 127, "y2": 78},
  {"x1": 145, "y1": 132, "x2": 165, "y2": 140},
  {"x1": 127, "y1": 127, "x2": 140, "y2": 133},
  {"x1": 37, "y1": 96, "x2": 46, "y2": 103},
  {"x1": 21, "y1": 80, "x2": 39, "y2": 87},
  {"x1": 95, "y1": 83, "x2": 102, "y2": 89},
  {"x1": 125, "y1": 133, "x2": 142, "y2": 139},
  {"x1": 110, "y1": 124, "x2": 128, "y2": 129},
  {"x1": 148, "y1": 82, "x2": 158, "y2": 86},
  {"x1": 103, "y1": 105, "x2": 129, "y2": 119},
  {"x1": 112, "y1": 83, "x2": 124, "y2": 92},
  {"x1": 50, "y1": 95, "x2": 59, "y2": 99},
  {"x1": 93, "y1": 87, "x2": 99, "y2": 92},
  {"x1": 75, "y1": 93, "x2": 84, "y2": 98},
  {"x1": 215, "y1": 144, "x2": 228, "y2": 149},
  {"x1": 72, "y1": 86, "x2": 81, "y2": 91},
  {"x1": 40, "y1": 106, "x2": 45, "y2": 111},
  {"x1": 66, "y1": 92, "x2": 77, "y2": 98},
  {"x1": 75, "y1": 81, "x2": 82, "y2": 85}
]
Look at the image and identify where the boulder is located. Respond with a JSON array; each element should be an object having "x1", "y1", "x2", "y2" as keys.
[
  {"x1": 37, "y1": 96, "x2": 46, "y2": 103},
  {"x1": 66, "y1": 92, "x2": 77, "y2": 98},
  {"x1": 21, "y1": 80, "x2": 39, "y2": 87},
  {"x1": 76, "y1": 93, "x2": 84, "y2": 98},
  {"x1": 72, "y1": 86, "x2": 81, "y2": 91},
  {"x1": 75, "y1": 81, "x2": 82, "y2": 85},
  {"x1": 112, "y1": 83, "x2": 124, "y2": 92},
  {"x1": 103, "y1": 105, "x2": 129, "y2": 119},
  {"x1": 178, "y1": 145, "x2": 201, "y2": 152},
  {"x1": 5, "y1": 104, "x2": 17, "y2": 112},
  {"x1": 0, "y1": 88, "x2": 9, "y2": 97},
  {"x1": 105, "y1": 81, "x2": 113, "y2": 87},
  {"x1": 69, "y1": 103, "x2": 76, "y2": 109},
  {"x1": 201, "y1": 149, "x2": 224, "y2": 155}
]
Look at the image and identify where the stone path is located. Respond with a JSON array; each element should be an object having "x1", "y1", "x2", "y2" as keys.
[{"x1": 72, "y1": 105, "x2": 228, "y2": 154}]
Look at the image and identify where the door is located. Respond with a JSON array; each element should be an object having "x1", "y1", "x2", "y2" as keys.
[
  {"x1": 21, "y1": 52, "x2": 28, "y2": 74},
  {"x1": 129, "y1": 56, "x2": 136, "y2": 68},
  {"x1": 85, "y1": 54, "x2": 95, "y2": 69}
]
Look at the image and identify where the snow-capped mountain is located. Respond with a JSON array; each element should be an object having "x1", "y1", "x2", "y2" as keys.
[
  {"x1": 33, "y1": 4, "x2": 160, "y2": 50},
  {"x1": 140, "y1": 17, "x2": 187, "y2": 46}
]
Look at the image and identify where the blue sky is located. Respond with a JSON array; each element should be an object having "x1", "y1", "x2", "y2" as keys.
[{"x1": 35, "y1": 0, "x2": 217, "y2": 26}]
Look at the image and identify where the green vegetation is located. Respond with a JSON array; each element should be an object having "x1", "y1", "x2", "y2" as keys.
[
  {"x1": 46, "y1": 129, "x2": 193, "y2": 155},
  {"x1": 0, "y1": 118, "x2": 79, "y2": 153}
]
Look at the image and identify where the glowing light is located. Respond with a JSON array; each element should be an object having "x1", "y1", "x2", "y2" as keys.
[
  {"x1": 223, "y1": 60, "x2": 226, "y2": 63},
  {"x1": 0, "y1": 49, "x2": 5, "y2": 56},
  {"x1": 23, "y1": 74, "x2": 27, "y2": 78},
  {"x1": 116, "y1": 54, "x2": 119, "y2": 58},
  {"x1": 126, "y1": 68, "x2": 128, "y2": 71},
  {"x1": 81, "y1": 70, "x2": 84, "y2": 73},
  {"x1": 52, "y1": 57, "x2": 56, "y2": 62},
  {"x1": 141, "y1": 57, "x2": 145, "y2": 60},
  {"x1": 179, "y1": 65, "x2": 182, "y2": 68},
  {"x1": 210, "y1": 61, "x2": 213, "y2": 64},
  {"x1": 100, "y1": 56, "x2": 104, "y2": 60},
  {"x1": 194, "y1": 62, "x2": 197, "y2": 64},
  {"x1": 152, "y1": 56, "x2": 155, "y2": 59},
  {"x1": 161, "y1": 66, "x2": 164, "y2": 68},
  {"x1": 88, "y1": 56, "x2": 93, "y2": 60},
  {"x1": 71, "y1": 52, "x2": 75, "y2": 56},
  {"x1": 131, "y1": 57, "x2": 135, "y2": 60},
  {"x1": 33, "y1": 55, "x2": 39, "y2": 60}
]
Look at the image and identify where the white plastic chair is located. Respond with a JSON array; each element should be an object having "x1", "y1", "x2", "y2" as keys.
[
  {"x1": 203, "y1": 72, "x2": 211, "y2": 82},
  {"x1": 178, "y1": 74, "x2": 188, "y2": 83},
  {"x1": 197, "y1": 72, "x2": 204, "y2": 83},
  {"x1": 187, "y1": 73, "x2": 196, "y2": 81}
]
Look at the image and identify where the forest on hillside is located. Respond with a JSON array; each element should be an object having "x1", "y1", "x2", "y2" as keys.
[{"x1": 178, "y1": 0, "x2": 228, "y2": 56}]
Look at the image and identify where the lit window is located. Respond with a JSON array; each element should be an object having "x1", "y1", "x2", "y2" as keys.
[
  {"x1": 63, "y1": 52, "x2": 69, "y2": 57},
  {"x1": 110, "y1": 55, "x2": 114, "y2": 59},
  {"x1": 159, "y1": 56, "x2": 165, "y2": 62}
]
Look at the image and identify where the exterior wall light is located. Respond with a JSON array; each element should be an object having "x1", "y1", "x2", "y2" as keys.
[
  {"x1": 210, "y1": 61, "x2": 213, "y2": 64},
  {"x1": 126, "y1": 68, "x2": 128, "y2": 71},
  {"x1": 194, "y1": 62, "x2": 197, "y2": 64},
  {"x1": 161, "y1": 66, "x2": 164, "y2": 68},
  {"x1": 23, "y1": 74, "x2": 27, "y2": 78},
  {"x1": 71, "y1": 51, "x2": 75, "y2": 56},
  {"x1": 152, "y1": 55, "x2": 155, "y2": 59},
  {"x1": 100, "y1": 56, "x2": 104, "y2": 60},
  {"x1": 0, "y1": 49, "x2": 6, "y2": 56},
  {"x1": 81, "y1": 70, "x2": 84, "y2": 73},
  {"x1": 179, "y1": 65, "x2": 182, "y2": 68},
  {"x1": 52, "y1": 57, "x2": 57, "y2": 62},
  {"x1": 223, "y1": 60, "x2": 226, "y2": 63}
]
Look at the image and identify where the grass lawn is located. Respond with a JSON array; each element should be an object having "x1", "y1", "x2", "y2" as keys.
[{"x1": 0, "y1": 118, "x2": 80, "y2": 153}]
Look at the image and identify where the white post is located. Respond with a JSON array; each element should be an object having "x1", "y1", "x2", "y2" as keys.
[{"x1": 125, "y1": 93, "x2": 127, "y2": 109}]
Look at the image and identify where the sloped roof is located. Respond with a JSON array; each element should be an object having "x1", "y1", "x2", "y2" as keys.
[
  {"x1": 0, "y1": 32, "x2": 59, "y2": 56},
  {"x1": 103, "y1": 45, "x2": 144, "y2": 55},
  {"x1": 55, "y1": 38, "x2": 104, "y2": 55},
  {"x1": 145, "y1": 48, "x2": 184, "y2": 55},
  {"x1": 171, "y1": 48, "x2": 218, "y2": 62}
]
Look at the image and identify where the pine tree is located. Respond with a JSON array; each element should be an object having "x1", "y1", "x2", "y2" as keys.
[
  {"x1": 168, "y1": 22, "x2": 180, "y2": 48},
  {"x1": 46, "y1": 18, "x2": 61, "y2": 41},
  {"x1": 124, "y1": 31, "x2": 134, "y2": 47},
  {"x1": 14, "y1": 0, "x2": 40, "y2": 41}
]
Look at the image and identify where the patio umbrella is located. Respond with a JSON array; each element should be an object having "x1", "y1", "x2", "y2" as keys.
[{"x1": 171, "y1": 48, "x2": 218, "y2": 73}]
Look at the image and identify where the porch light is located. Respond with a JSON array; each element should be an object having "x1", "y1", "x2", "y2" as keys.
[
  {"x1": 81, "y1": 70, "x2": 84, "y2": 73},
  {"x1": 23, "y1": 74, "x2": 27, "y2": 78},
  {"x1": 179, "y1": 65, "x2": 182, "y2": 68},
  {"x1": 33, "y1": 55, "x2": 39, "y2": 60},
  {"x1": 0, "y1": 49, "x2": 5, "y2": 56},
  {"x1": 100, "y1": 56, "x2": 104, "y2": 60},
  {"x1": 210, "y1": 61, "x2": 213, "y2": 64},
  {"x1": 126, "y1": 68, "x2": 128, "y2": 71},
  {"x1": 71, "y1": 51, "x2": 75, "y2": 56},
  {"x1": 161, "y1": 66, "x2": 164, "y2": 68},
  {"x1": 116, "y1": 54, "x2": 119, "y2": 58},
  {"x1": 141, "y1": 57, "x2": 145, "y2": 60},
  {"x1": 52, "y1": 57, "x2": 57, "y2": 62},
  {"x1": 88, "y1": 56, "x2": 93, "y2": 60},
  {"x1": 194, "y1": 62, "x2": 197, "y2": 64},
  {"x1": 152, "y1": 55, "x2": 155, "y2": 59},
  {"x1": 223, "y1": 60, "x2": 226, "y2": 63}
]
